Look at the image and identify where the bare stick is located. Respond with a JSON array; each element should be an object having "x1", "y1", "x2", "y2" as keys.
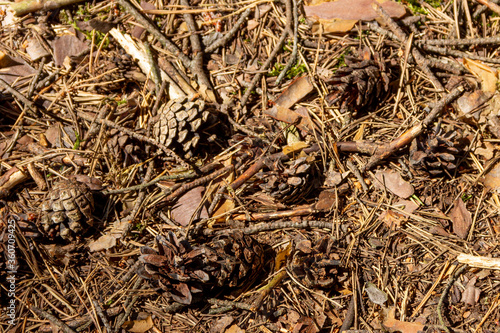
[
  {"x1": 475, "y1": 0, "x2": 500, "y2": 15},
  {"x1": 77, "y1": 111, "x2": 188, "y2": 167},
  {"x1": 362, "y1": 86, "x2": 464, "y2": 172},
  {"x1": 276, "y1": 0, "x2": 298, "y2": 85},
  {"x1": 115, "y1": 0, "x2": 191, "y2": 68},
  {"x1": 240, "y1": 0, "x2": 292, "y2": 109},
  {"x1": 31, "y1": 306, "x2": 77, "y2": 333},
  {"x1": 180, "y1": 0, "x2": 215, "y2": 102},
  {"x1": 457, "y1": 253, "x2": 500, "y2": 270},
  {"x1": 373, "y1": 3, "x2": 444, "y2": 91},
  {"x1": 10, "y1": 0, "x2": 85, "y2": 16},
  {"x1": 206, "y1": 8, "x2": 252, "y2": 53},
  {"x1": 203, "y1": 220, "x2": 336, "y2": 236}
]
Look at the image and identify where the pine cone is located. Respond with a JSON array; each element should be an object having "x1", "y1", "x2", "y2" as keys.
[
  {"x1": 290, "y1": 236, "x2": 341, "y2": 288},
  {"x1": 257, "y1": 156, "x2": 318, "y2": 204},
  {"x1": 409, "y1": 121, "x2": 467, "y2": 175},
  {"x1": 138, "y1": 231, "x2": 265, "y2": 304},
  {"x1": 325, "y1": 50, "x2": 388, "y2": 114},
  {"x1": 153, "y1": 97, "x2": 209, "y2": 157},
  {"x1": 39, "y1": 179, "x2": 94, "y2": 241},
  {"x1": 106, "y1": 128, "x2": 142, "y2": 166}
]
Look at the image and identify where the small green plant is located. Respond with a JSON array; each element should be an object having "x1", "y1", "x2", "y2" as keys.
[
  {"x1": 267, "y1": 62, "x2": 307, "y2": 79},
  {"x1": 461, "y1": 193, "x2": 472, "y2": 202},
  {"x1": 70, "y1": 21, "x2": 110, "y2": 48},
  {"x1": 333, "y1": 48, "x2": 351, "y2": 71},
  {"x1": 116, "y1": 99, "x2": 127, "y2": 106},
  {"x1": 73, "y1": 132, "x2": 81, "y2": 150},
  {"x1": 395, "y1": 0, "x2": 424, "y2": 14}
]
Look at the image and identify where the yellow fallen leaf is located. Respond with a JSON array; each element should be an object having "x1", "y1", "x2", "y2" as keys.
[
  {"x1": 383, "y1": 307, "x2": 424, "y2": 333},
  {"x1": 282, "y1": 141, "x2": 309, "y2": 155},
  {"x1": 122, "y1": 316, "x2": 154, "y2": 333},
  {"x1": 274, "y1": 242, "x2": 292, "y2": 271},
  {"x1": 463, "y1": 58, "x2": 499, "y2": 93}
]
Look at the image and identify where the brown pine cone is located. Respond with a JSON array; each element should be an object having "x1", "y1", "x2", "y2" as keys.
[
  {"x1": 409, "y1": 121, "x2": 467, "y2": 175},
  {"x1": 153, "y1": 97, "x2": 209, "y2": 157},
  {"x1": 325, "y1": 49, "x2": 388, "y2": 114},
  {"x1": 290, "y1": 236, "x2": 341, "y2": 288},
  {"x1": 38, "y1": 179, "x2": 94, "y2": 241},
  {"x1": 257, "y1": 156, "x2": 318, "y2": 204},
  {"x1": 138, "y1": 231, "x2": 265, "y2": 304}
]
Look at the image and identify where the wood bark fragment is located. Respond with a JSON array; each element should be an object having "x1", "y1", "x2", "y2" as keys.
[{"x1": 457, "y1": 253, "x2": 500, "y2": 270}]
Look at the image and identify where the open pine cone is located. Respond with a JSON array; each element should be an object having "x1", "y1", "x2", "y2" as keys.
[
  {"x1": 325, "y1": 49, "x2": 388, "y2": 114},
  {"x1": 409, "y1": 121, "x2": 467, "y2": 175},
  {"x1": 290, "y1": 236, "x2": 341, "y2": 288},
  {"x1": 153, "y1": 97, "x2": 209, "y2": 157},
  {"x1": 138, "y1": 231, "x2": 265, "y2": 304},
  {"x1": 39, "y1": 179, "x2": 94, "y2": 241},
  {"x1": 256, "y1": 156, "x2": 318, "y2": 204}
]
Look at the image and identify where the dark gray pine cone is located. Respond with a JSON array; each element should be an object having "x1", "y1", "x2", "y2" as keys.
[
  {"x1": 409, "y1": 121, "x2": 467, "y2": 175},
  {"x1": 257, "y1": 156, "x2": 317, "y2": 204},
  {"x1": 290, "y1": 236, "x2": 341, "y2": 288},
  {"x1": 39, "y1": 179, "x2": 94, "y2": 241},
  {"x1": 153, "y1": 97, "x2": 209, "y2": 157},
  {"x1": 325, "y1": 50, "x2": 388, "y2": 114},
  {"x1": 138, "y1": 231, "x2": 265, "y2": 305}
]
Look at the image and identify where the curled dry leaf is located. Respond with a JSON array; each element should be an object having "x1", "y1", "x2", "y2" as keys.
[
  {"x1": 373, "y1": 170, "x2": 414, "y2": 199},
  {"x1": 461, "y1": 276, "x2": 481, "y2": 306},
  {"x1": 225, "y1": 324, "x2": 245, "y2": 333},
  {"x1": 210, "y1": 316, "x2": 234, "y2": 333},
  {"x1": 365, "y1": 282, "x2": 387, "y2": 305},
  {"x1": 449, "y1": 198, "x2": 472, "y2": 239},
  {"x1": 463, "y1": 58, "x2": 499, "y2": 93},
  {"x1": 379, "y1": 209, "x2": 406, "y2": 231},
  {"x1": 382, "y1": 306, "x2": 425, "y2": 333}
]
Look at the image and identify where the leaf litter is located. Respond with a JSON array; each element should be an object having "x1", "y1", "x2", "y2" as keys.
[{"x1": 0, "y1": 0, "x2": 500, "y2": 332}]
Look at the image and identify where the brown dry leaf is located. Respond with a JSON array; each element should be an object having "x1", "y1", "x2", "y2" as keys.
[
  {"x1": 463, "y1": 58, "x2": 499, "y2": 93},
  {"x1": 461, "y1": 276, "x2": 481, "y2": 306},
  {"x1": 210, "y1": 316, "x2": 234, "y2": 333},
  {"x1": 305, "y1": 0, "x2": 405, "y2": 33},
  {"x1": 171, "y1": 186, "x2": 209, "y2": 227},
  {"x1": 225, "y1": 324, "x2": 245, "y2": 333},
  {"x1": 247, "y1": 19, "x2": 259, "y2": 30},
  {"x1": 122, "y1": 315, "x2": 154, "y2": 333},
  {"x1": 382, "y1": 307, "x2": 425, "y2": 333},
  {"x1": 212, "y1": 198, "x2": 235, "y2": 223},
  {"x1": 283, "y1": 141, "x2": 309, "y2": 155},
  {"x1": 88, "y1": 234, "x2": 116, "y2": 252},
  {"x1": 275, "y1": 242, "x2": 292, "y2": 271},
  {"x1": 0, "y1": 51, "x2": 20, "y2": 68},
  {"x1": 456, "y1": 90, "x2": 491, "y2": 121},
  {"x1": 51, "y1": 32, "x2": 90, "y2": 67},
  {"x1": 373, "y1": 170, "x2": 414, "y2": 199},
  {"x1": 475, "y1": 142, "x2": 497, "y2": 160},
  {"x1": 313, "y1": 19, "x2": 358, "y2": 33},
  {"x1": 393, "y1": 199, "x2": 419, "y2": 213},
  {"x1": 0, "y1": 53, "x2": 35, "y2": 85},
  {"x1": 379, "y1": 209, "x2": 406, "y2": 230},
  {"x1": 315, "y1": 189, "x2": 337, "y2": 211},
  {"x1": 484, "y1": 160, "x2": 500, "y2": 192},
  {"x1": 449, "y1": 198, "x2": 472, "y2": 239}
]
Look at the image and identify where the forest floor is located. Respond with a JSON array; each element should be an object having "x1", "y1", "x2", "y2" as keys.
[{"x1": 1, "y1": 0, "x2": 500, "y2": 332}]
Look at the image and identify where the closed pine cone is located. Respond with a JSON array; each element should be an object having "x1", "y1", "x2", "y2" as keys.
[
  {"x1": 39, "y1": 179, "x2": 94, "y2": 241},
  {"x1": 138, "y1": 231, "x2": 265, "y2": 304},
  {"x1": 153, "y1": 97, "x2": 209, "y2": 157}
]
